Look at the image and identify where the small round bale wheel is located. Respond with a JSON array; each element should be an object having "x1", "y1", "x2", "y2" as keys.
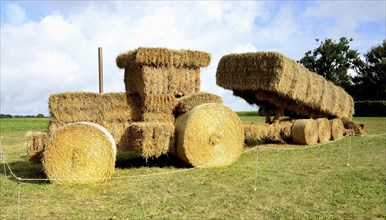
[
  {"x1": 316, "y1": 118, "x2": 331, "y2": 143},
  {"x1": 291, "y1": 119, "x2": 318, "y2": 145},
  {"x1": 175, "y1": 103, "x2": 244, "y2": 167},
  {"x1": 43, "y1": 122, "x2": 116, "y2": 184},
  {"x1": 330, "y1": 118, "x2": 344, "y2": 140}
]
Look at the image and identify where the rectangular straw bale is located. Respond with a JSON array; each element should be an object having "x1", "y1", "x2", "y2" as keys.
[
  {"x1": 141, "y1": 112, "x2": 175, "y2": 123},
  {"x1": 50, "y1": 92, "x2": 141, "y2": 125},
  {"x1": 140, "y1": 93, "x2": 177, "y2": 113},
  {"x1": 216, "y1": 52, "x2": 354, "y2": 119},
  {"x1": 116, "y1": 47, "x2": 211, "y2": 69},
  {"x1": 26, "y1": 131, "x2": 48, "y2": 164},
  {"x1": 243, "y1": 123, "x2": 283, "y2": 144},
  {"x1": 49, "y1": 92, "x2": 104, "y2": 124},
  {"x1": 127, "y1": 122, "x2": 175, "y2": 158},
  {"x1": 124, "y1": 66, "x2": 200, "y2": 96},
  {"x1": 102, "y1": 121, "x2": 132, "y2": 152},
  {"x1": 176, "y1": 92, "x2": 223, "y2": 114},
  {"x1": 102, "y1": 93, "x2": 142, "y2": 122}
]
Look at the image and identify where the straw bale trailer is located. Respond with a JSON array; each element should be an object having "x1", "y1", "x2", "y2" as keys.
[
  {"x1": 27, "y1": 47, "x2": 244, "y2": 183},
  {"x1": 217, "y1": 52, "x2": 363, "y2": 145}
]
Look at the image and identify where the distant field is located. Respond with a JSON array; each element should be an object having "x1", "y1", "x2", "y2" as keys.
[{"x1": 0, "y1": 117, "x2": 385, "y2": 219}]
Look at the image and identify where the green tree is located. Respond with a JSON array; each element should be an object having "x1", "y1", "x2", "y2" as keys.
[
  {"x1": 299, "y1": 37, "x2": 362, "y2": 89},
  {"x1": 36, "y1": 113, "x2": 45, "y2": 118},
  {"x1": 352, "y1": 40, "x2": 386, "y2": 100}
]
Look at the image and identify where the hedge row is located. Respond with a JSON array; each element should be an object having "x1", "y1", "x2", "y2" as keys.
[{"x1": 354, "y1": 101, "x2": 386, "y2": 117}]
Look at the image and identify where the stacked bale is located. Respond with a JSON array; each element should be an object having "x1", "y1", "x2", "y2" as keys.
[
  {"x1": 116, "y1": 47, "x2": 211, "y2": 158},
  {"x1": 128, "y1": 122, "x2": 175, "y2": 158},
  {"x1": 216, "y1": 52, "x2": 355, "y2": 119},
  {"x1": 116, "y1": 47, "x2": 211, "y2": 122}
]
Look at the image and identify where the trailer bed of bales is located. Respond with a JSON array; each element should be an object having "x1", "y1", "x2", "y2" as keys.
[{"x1": 216, "y1": 52, "x2": 355, "y2": 119}]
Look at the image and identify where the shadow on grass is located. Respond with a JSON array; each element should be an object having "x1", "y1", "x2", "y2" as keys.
[
  {"x1": 0, "y1": 161, "x2": 48, "y2": 184},
  {"x1": 115, "y1": 152, "x2": 190, "y2": 169},
  {"x1": 0, "y1": 153, "x2": 189, "y2": 184}
]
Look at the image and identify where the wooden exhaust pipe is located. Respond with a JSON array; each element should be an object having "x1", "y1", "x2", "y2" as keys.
[{"x1": 98, "y1": 47, "x2": 103, "y2": 94}]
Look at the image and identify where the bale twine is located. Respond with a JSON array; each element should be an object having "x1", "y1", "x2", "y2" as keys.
[
  {"x1": 291, "y1": 119, "x2": 318, "y2": 145},
  {"x1": 316, "y1": 118, "x2": 331, "y2": 143},
  {"x1": 175, "y1": 103, "x2": 243, "y2": 167},
  {"x1": 43, "y1": 122, "x2": 116, "y2": 184},
  {"x1": 330, "y1": 118, "x2": 344, "y2": 140},
  {"x1": 26, "y1": 131, "x2": 48, "y2": 164}
]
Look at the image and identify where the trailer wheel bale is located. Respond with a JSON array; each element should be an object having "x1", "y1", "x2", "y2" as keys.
[
  {"x1": 330, "y1": 118, "x2": 344, "y2": 140},
  {"x1": 316, "y1": 118, "x2": 331, "y2": 143},
  {"x1": 175, "y1": 103, "x2": 243, "y2": 167},
  {"x1": 43, "y1": 122, "x2": 116, "y2": 184},
  {"x1": 291, "y1": 119, "x2": 318, "y2": 145}
]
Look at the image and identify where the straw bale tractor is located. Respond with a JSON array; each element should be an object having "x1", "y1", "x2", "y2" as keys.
[
  {"x1": 216, "y1": 51, "x2": 364, "y2": 146},
  {"x1": 26, "y1": 48, "x2": 244, "y2": 183}
]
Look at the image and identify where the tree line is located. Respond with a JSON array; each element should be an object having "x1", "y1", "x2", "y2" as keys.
[
  {"x1": 0, "y1": 113, "x2": 47, "y2": 118},
  {"x1": 298, "y1": 38, "x2": 385, "y2": 101}
]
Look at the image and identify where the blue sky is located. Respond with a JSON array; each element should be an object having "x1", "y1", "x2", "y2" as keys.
[{"x1": 1, "y1": 1, "x2": 385, "y2": 116}]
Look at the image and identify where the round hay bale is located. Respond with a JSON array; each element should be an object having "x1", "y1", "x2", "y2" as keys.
[
  {"x1": 316, "y1": 118, "x2": 331, "y2": 143},
  {"x1": 43, "y1": 122, "x2": 116, "y2": 184},
  {"x1": 330, "y1": 118, "x2": 344, "y2": 140},
  {"x1": 175, "y1": 103, "x2": 243, "y2": 167},
  {"x1": 291, "y1": 119, "x2": 318, "y2": 145}
]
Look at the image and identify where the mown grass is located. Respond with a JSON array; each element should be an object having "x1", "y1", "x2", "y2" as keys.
[{"x1": 0, "y1": 117, "x2": 385, "y2": 219}]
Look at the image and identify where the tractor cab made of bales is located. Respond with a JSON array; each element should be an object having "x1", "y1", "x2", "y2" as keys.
[{"x1": 27, "y1": 47, "x2": 244, "y2": 184}]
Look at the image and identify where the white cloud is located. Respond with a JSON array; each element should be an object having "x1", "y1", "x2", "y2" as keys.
[
  {"x1": 5, "y1": 3, "x2": 26, "y2": 25},
  {"x1": 0, "y1": 1, "x2": 385, "y2": 116}
]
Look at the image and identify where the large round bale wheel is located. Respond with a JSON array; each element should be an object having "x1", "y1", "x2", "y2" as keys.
[
  {"x1": 43, "y1": 122, "x2": 117, "y2": 184},
  {"x1": 175, "y1": 103, "x2": 244, "y2": 167},
  {"x1": 291, "y1": 119, "x2": 318, "y2": 145}
]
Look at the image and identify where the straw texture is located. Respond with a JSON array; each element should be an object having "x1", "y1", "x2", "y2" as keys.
[
  {"x1": 175, "y1": 103, "x2": 243, "y2": 167},
  {"x1": 243, "y1": 124, "x2": 280, "y2": 144},
  {"x1": 49, "y1": 92, "x2": 141, "y2": 152},
  {"x1": 26, "y1": 131, "x2": 48, "y2": 164},
  {"x1": 342, "y1": 117, "x2": 364, "y2": 135},
  {"x1": 316, "y1": 118, "x2": 331, "y2": 143},
  {"x1": 128, "y1": 122, "x2": 175, "y2": 158},
  {"x1": 124, "y1": 66, "x2": 200, "y2": 96},
  {"x1": 116, "y1": 47, "x2": 211, "y2": 69},
  {"x1": 291, "y1": 119, "x2": 318, "y2": 145},
  {"x1": 175, "y1": 92, "x2": 223, "y2": 114},
  {"x1": 43, "y1": 122, "x2": 116, "y2": 184},
  {"x1": 330, "y1": 118, "x2": 344, "y2": 140}
]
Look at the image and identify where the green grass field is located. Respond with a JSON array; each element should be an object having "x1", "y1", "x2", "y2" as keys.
[{"x1": 0, "y1": 117, "x2": 385, "y2": 219}]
